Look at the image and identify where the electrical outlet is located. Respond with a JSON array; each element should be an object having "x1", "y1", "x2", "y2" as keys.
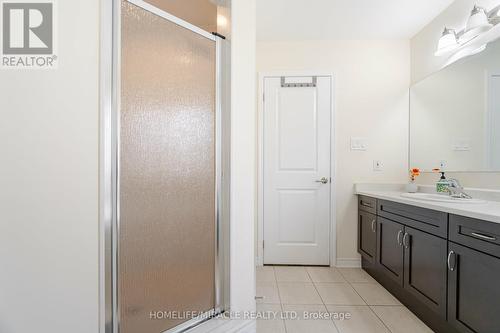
[{"x1": 373, "y1": 160, "x2": 383, "y2": 171}]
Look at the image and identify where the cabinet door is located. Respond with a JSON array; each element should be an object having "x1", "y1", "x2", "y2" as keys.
[
  {"x1": 358, "y1": 211, "x2": 377, "y2": 263},
  {"x1": 377, "y1": 217, "x2": 404, "y2": 286},
  {"x1": 448, "y1": 242, "x2": 500, "y2": 333},
  {"x1": 403, "y1": 227, "x2": 447, "y2": 318}
]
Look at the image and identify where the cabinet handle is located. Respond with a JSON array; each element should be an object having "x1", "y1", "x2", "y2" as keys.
[
  {"x1": 471, "y1": 232, "x2": 496, "y2": 241},
  {"x1": 447, "y1": 251, "x2": 456, "y2": 271},
  {"x1": 397, "y1": 230, "x2": 403, "y2": 246},
  {"x1": 371, "y1": 220, "x2": 376, "y2": 233},
  {"x1": 403, "y1": 232, "x2": 410, "y2": 249},
  {"x1": 360, "y1": 200, "x2": 373, "y2": 208}
]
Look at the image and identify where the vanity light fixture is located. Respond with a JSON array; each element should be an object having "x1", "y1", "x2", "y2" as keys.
[
  {"x1": 436, "y1": 4, "x2": 500, "y2": 58},
  {"x1": 461, "y1": 5, "x2": 492, "y2": 42},
  {"x1": 435, "y1": 28, "x2": 459, "y2": 56}
]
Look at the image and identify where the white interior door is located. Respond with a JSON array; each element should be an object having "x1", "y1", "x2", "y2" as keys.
[{"x1": 263, "y1": 76, "x2": 332, "y2": 265}]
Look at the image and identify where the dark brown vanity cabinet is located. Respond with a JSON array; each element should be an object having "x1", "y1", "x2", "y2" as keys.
[
  {"x1": 447, "y1": 242, "x2": 500, "y2": 333},
  {"x1": 357, "y1": 196, "x2": 461, "y2": 332},
  {"x1": 403, "y1": 226, "x2": 447, "y2": 317},
  {"x1": 447, "y1": 215, "x2": 500, "y2": 333},
  {"x1": 376, "y1": 217, "x2": 404, "y2": 285},
  {"x1": 375, "y1": 217, "x2": 448, "y2": 316}
]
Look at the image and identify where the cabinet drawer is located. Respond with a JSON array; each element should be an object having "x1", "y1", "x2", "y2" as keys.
[
  {"x1": 378, "y1": 200, "x2": 447, "y2": 238},
  {"x1": 358, "y1": 195, "x2": 377, "y2": 214},
  {"x1": 449, "y1": 215, "x2": 500, "y2": 258}
]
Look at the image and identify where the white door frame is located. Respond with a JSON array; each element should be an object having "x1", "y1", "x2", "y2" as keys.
[{"x1": 257, "y1": 71, "x2": 337, "y2": 267}]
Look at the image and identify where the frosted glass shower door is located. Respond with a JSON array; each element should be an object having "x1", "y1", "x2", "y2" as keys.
[{"x1": 119, "y1": 1, "x2": 217, "y2": 333}]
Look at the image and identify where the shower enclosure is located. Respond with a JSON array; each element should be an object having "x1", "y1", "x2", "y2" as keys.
[{"x1": 102, "y1": 1, "x2": 230, "y2": 332}]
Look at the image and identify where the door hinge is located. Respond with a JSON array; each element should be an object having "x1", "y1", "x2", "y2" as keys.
[
  {"x1": 263, "y1": 240, "x2": 265, "y2": 249},
  {"x1": 263, "y1": 93, "x2": 265, "y2": 102}
]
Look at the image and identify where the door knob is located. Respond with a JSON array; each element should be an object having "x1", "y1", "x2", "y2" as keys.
[{"x1": 315, "y1": 177, "x2": 329, "y2": 184}]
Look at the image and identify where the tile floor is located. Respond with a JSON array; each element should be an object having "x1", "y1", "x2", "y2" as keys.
[{"x1": 256, "y1": 266, "x2": 434, "y2": 333}]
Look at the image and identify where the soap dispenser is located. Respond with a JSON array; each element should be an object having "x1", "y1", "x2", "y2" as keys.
[{"x1": 436, "y1": 171, "x2": 449, "y2": 193}]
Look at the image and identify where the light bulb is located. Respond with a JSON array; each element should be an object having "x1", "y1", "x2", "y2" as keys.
[
  {"x1": 465, "y1": 5, "x2": 490, "y2": 32},
  {"x1": 435, "y1": 28, "x2": 459, "y2": 56},
  {"x1": 217, "y1": 14, "x2": 227, "y2": 28}
]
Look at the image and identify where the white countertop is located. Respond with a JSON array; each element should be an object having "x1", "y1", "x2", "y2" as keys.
[{"x1": 355, "y1": 183, "x2": 500, "y2": 224}]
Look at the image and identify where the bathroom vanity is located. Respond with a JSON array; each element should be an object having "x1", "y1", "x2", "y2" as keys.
[{"x1": 357, "y1": 189, "x2": 500, "y2": 333}]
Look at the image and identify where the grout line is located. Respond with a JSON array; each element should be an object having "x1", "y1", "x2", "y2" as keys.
[
  {"x1": 345, "y1": 268, "x2": 399, "y2": 333},
  {"x1": 349, "y1": 283, "x2": 369, "y2": 306},
  {"x1": 273, "y1": 266, "x2": 289, "y2": 333},
  {"x1": 272, "y1": 266, "x2": 284, "y2": 311},
  {"x1": 367, "y1": 305, "x2": 396, "y2": 333},
  {"x1": 307, "y1": 267, "x2": 327, "y2": 307},
  {"x1": 306, "y1": 267, "x2": 341, "y2": 333}
]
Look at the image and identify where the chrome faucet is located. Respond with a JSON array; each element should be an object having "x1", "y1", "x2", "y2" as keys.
[{"x1": 447, "y1": 179, "x2": 472, "y2": 199}]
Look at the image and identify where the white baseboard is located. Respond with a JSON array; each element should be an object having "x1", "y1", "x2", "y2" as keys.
[{"x1": 335, "y1": 258, "x2": 361, "y2": 268}]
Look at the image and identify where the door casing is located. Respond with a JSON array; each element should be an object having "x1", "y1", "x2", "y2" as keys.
[{"x1": 257, "y1": 71, "x2": 336, "y2": 267}]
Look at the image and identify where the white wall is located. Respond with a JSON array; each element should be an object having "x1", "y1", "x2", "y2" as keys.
[
  {"x1": 230, "y1": 0, "x2": 257, "y2": 312},
  {"x1": 257, "y1": 40, "x2": 410, "y2": 263},
  {"x1": 411, "y1": 0, "x2": 500, "y2": 188},
  {"x1": 0, "y1": 1, "x2": 100, "y2": 333},
  {"x1": 411, "y1": 0, "x2": 499, "y2": 83}
]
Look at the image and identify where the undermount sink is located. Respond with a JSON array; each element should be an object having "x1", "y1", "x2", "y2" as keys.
[{"x1": 400, "y1": 192, "x2": 486, "y2": 204}]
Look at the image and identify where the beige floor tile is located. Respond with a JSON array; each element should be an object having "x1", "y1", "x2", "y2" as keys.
[
  {"x1": 257, "y1": 303, "x2": 282, "y2": 312},
  {"x1": 256, "y1": 281, "x2": 281, "y2": 304},
  {"x1": 256, "y1": 303, "x2": 283, "y2": 317},
  {"x1": 256, "y1": 318, "x2": 286, "y2": 333},
  {"x1": 278, "y1": 282, "x2": 323, "y2": 304},
  {"x1": 371, "y1": 306, "x2": 434, "y2": 333},
  {"x1": 337, "y1": 268, "x2": 376, "y2": 283},
  {"x1": 282, "y1": 304, "x2": 329, "y2": 319},
  {"x1": 315, "y1": 283, "x2": 366, "y2": 305},
  {"x1": 326, "y1": 305, "x2": 390, "y2": 333},
  {"x1": 307, "y1": 267, "x2": 346, "y2": 283},
  {"x1": 257, "y1": 266, "x2": 276, "y2": 283},
  {"x1": 275, "y1": 266, "x2": 311, "y2": 282},
  {"x1": 283, "y1": 305, "x2": 338, "y2": 333},
  {"x1": 351, "y1": 283, "x2": 401, "y2": 306},
  {"x1": 256, "y1": 304, "x2": 285, "y2": 333},
  {"x1": 285, "y1": 318, "x2": 339, "y2": 333}
]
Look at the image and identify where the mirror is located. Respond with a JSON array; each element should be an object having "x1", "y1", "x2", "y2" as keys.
[{"x1": 410, "y1": 39, "x2": 500, "y2": 172}]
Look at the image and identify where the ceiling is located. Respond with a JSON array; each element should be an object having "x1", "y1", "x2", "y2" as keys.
[{"x1": 257, "y1": 0, "x2": 455, "y2": 41}]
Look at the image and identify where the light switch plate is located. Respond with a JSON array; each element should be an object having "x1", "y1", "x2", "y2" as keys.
[
  {"x1": 452, "y1": 138, "x2": 471, "y2": 151},
  {"x1": 350, "y1": 137, "x2": 367, "y2": 151}
]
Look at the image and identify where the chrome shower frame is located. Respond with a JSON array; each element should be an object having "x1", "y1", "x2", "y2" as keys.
[{"x1": 99, "y1": 1, "x2": 229, "y2": 332}]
